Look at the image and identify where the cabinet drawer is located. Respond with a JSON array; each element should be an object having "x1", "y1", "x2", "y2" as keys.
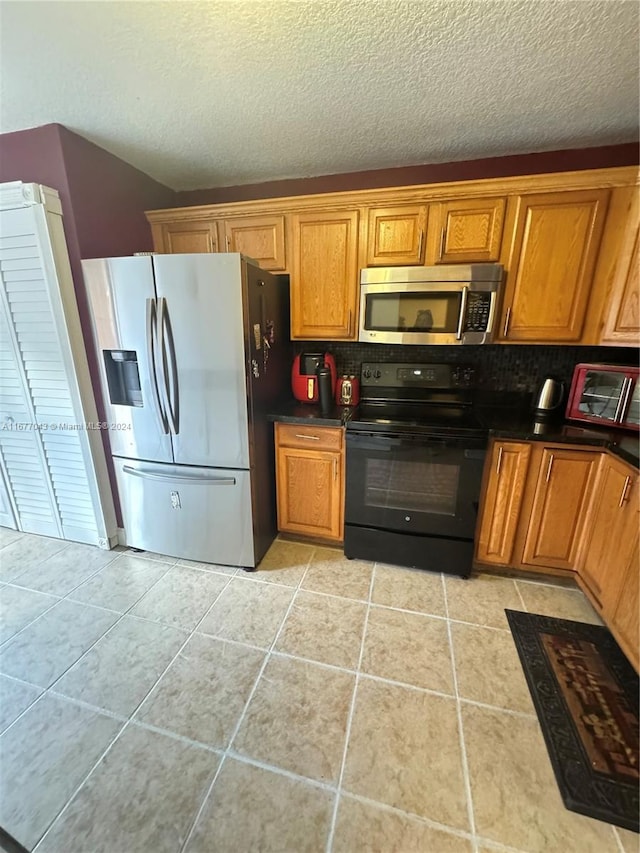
[{"x1": 276, "y1": 423, "x2": 343, "y2": 451}]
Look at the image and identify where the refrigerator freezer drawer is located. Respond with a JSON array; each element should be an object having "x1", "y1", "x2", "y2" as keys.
[{"x1": 114, "y1": 457, "x2": 255, "y2": 567}]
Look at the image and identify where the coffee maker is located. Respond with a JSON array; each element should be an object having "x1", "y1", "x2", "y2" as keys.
[{"x1": 291, "y1": 352, "x2": 337, "y2": 403}]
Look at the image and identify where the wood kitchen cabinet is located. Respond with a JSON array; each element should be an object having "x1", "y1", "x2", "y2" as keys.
[
  {"x1": 290, "y1": 209, "x2": 359, "y2": 339},
  {"x1": 429, "y1": 197, "x2": 506, "y2": 264},
  {"x1": 146, "y1": 166, "x2": 637, "y2": 344},
  {"x1": 223, "y1": 215, "x2": 286, "y2": 271},
  {"x1": 274, "y1": 423, "x2": 344, "y2": 542},
  {"x1": 577, "y1": 454, "x2": 639, "y2": 667},
  {"x1": 152, "y1": 219, "x2": 219, "y2": 254},
  {"x1": 521, "y1": 446, "x2": 600, "y2": 571},
  {"x1": 366, "y1": 205, "x2": 428, "y2": 266},
  {"x1": 601, "y1": 191, "x2": 639, "y2": 346},
  {"x1": 475, "y1": 440, "x2": 601, "y2": 575},
  {"x1": 476, "y1": 441, "x2": 531, "y2": 566},
  {"x1": 475, "y1": 438, "x2": 639, "y2": 668},
  {"x1": 500, "y1": 189, "x2": 610, "y2": 342},
  {"x1": 608, "y1": 543, "x2": 639, "y2": 672}
]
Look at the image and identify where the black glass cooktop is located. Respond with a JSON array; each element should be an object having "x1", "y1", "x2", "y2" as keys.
[{"x1": 346, "y1": 400, "x2": 487, "y2": 437}]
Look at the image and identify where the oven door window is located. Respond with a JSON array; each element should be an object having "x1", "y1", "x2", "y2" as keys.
[
  {"x1": 364, "y1": 292, "x2": 461, "y2": 333},
  {"x1": 365, "y1": 457, "x2": 458, "y2": 516},
  {"x1": 346, "y1": 434, "x2": 486, "y2": 539}
]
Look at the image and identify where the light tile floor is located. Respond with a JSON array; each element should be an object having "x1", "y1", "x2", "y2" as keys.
[{"x1": 0, "y1": 530, "x2": 634, "y2": 853}]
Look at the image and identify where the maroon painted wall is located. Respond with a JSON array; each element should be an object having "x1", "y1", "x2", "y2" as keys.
[
  {"x1": 57, "y1": 126, "x2": 176, "y2": 259},
  {"x1": 174, "y1": 142, "x2": 640, "y2": 207},
  {"x1": 0, "y1": 123, "x2": 176, "y2": 525}
]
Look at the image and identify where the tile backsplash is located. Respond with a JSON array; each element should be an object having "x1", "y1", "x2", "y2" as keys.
[{"x1": 293, "y1": 342, "x2": 639, "y2": 393}]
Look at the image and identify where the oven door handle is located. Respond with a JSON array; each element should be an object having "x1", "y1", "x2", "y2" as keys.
[
  {"x1": 346, "y1": 435, "x2": 397, "y2": 451},
  {"x1": 347, "y1": 432, "x2": 451, "y2": 448}
]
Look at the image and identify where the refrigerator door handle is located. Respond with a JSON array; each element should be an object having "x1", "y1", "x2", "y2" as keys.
[
  {"x1": 146, "y1": 298, "x2": 170, "y2": 434},
  {"x1": 122, "y1": 465, "x2": 236, "y2": 486},
  {"x1": 158, "y1": 297, "x2": 180, "y2": 435}
]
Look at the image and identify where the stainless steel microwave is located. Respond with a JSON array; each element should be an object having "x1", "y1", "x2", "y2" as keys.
[{"x1": 359, "y1": 263, "x2": 503, "y2": 345}]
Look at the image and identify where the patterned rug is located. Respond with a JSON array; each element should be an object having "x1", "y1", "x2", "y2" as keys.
[{"x1": 506, "y1": 609, "x2": 639, "y2": 832}]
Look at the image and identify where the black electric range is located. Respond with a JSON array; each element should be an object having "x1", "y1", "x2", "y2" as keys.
[{"x1": 344, "y1": 363, "x2": 489, "y2": 577}]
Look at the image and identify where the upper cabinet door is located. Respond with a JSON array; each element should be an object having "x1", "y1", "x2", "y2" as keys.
[
  {"x1": 290, "y1": 209, "x2": 359, "y2": 340},
  {"x1": 158, "y1": 220, "x2": 219, "y2": 254},
  {"x1": 366, "y1": 205, "x2": 428, "y2": 266},
  {"x1": 432, "y1": 197, "x2": 506, "y2": 263},
  {"x1": 501, "y1": 189, "x2": 610, "y2": 342},
  {"x1": 601, "y1": 193, "x2": 639, "y2": 346},
  {"x1": 223, "y1": 215, "x2": 286, "y2": 271}
]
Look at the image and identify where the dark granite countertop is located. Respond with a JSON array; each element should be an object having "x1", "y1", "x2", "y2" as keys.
[
  {"x1": 268, "y1": 393, "x2": 639, "y2": 467},
  {"x1": 268, "y1": 399, "x2": 354, "y2": 427},
  {"x1": 475, "y1": 393, "x2": 639, "y2": 468}
]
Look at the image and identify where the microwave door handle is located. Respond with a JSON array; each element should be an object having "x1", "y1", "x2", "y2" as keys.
[
  {"x1": 456, "y1": 286, "x2": 469, "y2": 340},
  {"x1": 614, "y1": 376, "x2": 633, "y2": 422}
]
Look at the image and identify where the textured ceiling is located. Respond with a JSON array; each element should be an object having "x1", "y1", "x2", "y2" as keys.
[{"x1": 1, "y1": 0, "x2": 638, "y2": 191}]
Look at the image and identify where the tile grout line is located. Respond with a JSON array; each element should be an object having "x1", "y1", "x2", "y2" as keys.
[
  {"x1": 178, "y1": 548, "x2": 316, "y2": 853},
  {"x1": 0, "y1": 593, "x2": 63, "y2": 651},
  {"x1": 513, "y1": 578, "x2": 528, "y2": 612},
  {"x1": 324, "y1": 559, "x2": 375, "y2": 853},
  {"x1": 40, "y1": 557, "x2": 179, "y2": 697},
  {"x1": 0, "y1": 550, "x2": 178, "y2": 653},
  {"x1": 611, "y1": 825, "x2": 626, "y2": 853},
  {"x1": 341, "y1": 790, "x2": 480, "y2": 846},
  {"x1": 31, "y1": 563, "x2": 237, "y2": 852},
  {"x1": 442, "y1": 572, "x2": 478, "y2": 852},
  {"x1": 225, "y1": 748, "x2": 338, "y2": 795}
]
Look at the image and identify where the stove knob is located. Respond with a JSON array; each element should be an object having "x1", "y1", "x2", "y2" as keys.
[{"x1": 373, "y1": 369, "x2": 382, "y2": 379}]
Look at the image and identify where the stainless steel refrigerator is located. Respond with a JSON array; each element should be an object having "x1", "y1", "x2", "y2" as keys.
[{"x1": 81, "y1": 253, "x2": 290, "y2": 568}]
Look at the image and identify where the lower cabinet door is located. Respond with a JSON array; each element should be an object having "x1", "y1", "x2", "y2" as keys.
[
  {"x1": 276, "y1": 446, "x2": 343, "y2": 541},
  {"x1": 580, "y1": 456, "x2": 638, "y2": 607},
  {"x1": 610, "y1": 541, "x2": 639, "y2": 672},
  {"x1": 522, "y1": 447, "x2": 600, "y2": 570},
  {"x1": 476, "y1": 441, "x2": 531, "y2": 566}
]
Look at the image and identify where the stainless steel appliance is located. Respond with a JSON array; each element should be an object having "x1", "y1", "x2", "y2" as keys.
[
  {"x1": 344, "y1": 363, "x2": 487, "y2": 577},
  {"x1": 534, "y1": 376, "x2": 566, "y2": 417},
  {"x1": 359, "y1": 264, "x2": 503, "y2": 345},
  {"x1": 566, "y1": 363, "x2": 640, "y2": 432},
  {"x1": 82, "y1": 254, "x2": 290, "y2": 567},
  {"x1": 336, "y1": 375, "x2": 360, "y2": 406}
]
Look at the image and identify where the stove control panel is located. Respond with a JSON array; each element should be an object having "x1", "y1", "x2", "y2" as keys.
[{"x1": 361, "y1": 363, "x2": 475, "y2": 389}]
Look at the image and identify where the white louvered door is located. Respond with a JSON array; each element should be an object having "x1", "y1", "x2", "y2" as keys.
[
  {"x1": 0, "y1": 182, "x2": 117, "y2": 547},
  {"x1": 0, "y1": 303, "x2": 60, "y2": 536}
]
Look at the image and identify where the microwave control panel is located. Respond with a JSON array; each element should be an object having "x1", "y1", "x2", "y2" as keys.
[{"x1": 464, "y1": 292, "x2": 492, "y2": 332}]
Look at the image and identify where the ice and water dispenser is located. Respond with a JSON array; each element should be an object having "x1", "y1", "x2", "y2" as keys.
[{"x1": 103, "y1": 350, "x2": 142, "y2": 407}]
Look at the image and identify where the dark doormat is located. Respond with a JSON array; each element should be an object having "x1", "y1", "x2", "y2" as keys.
[{"x1": 506, "y1": 609, "x2": 639, "y2": 833}]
